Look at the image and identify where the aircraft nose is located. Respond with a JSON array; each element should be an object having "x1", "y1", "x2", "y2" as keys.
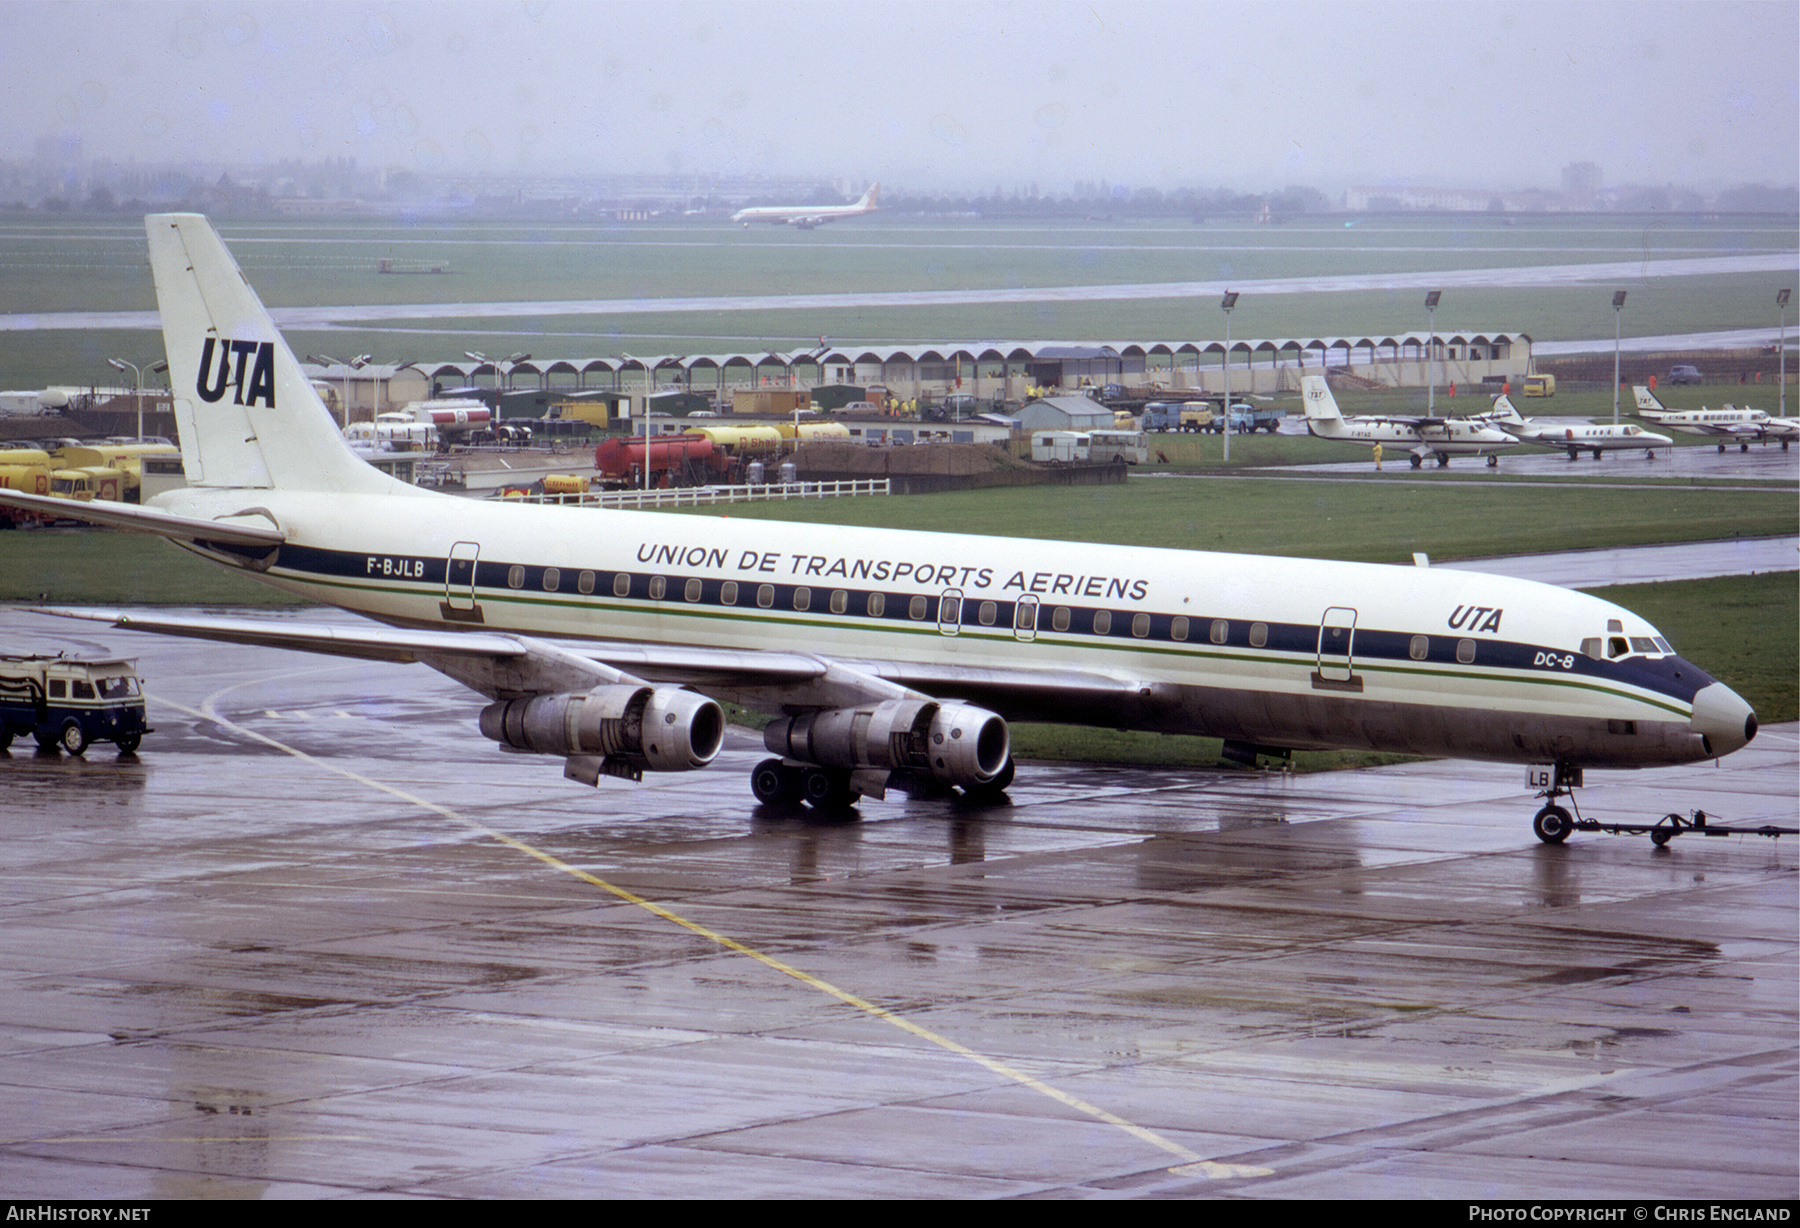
[{"x1": 1689, "y1": 681, "x2": 1758, "y2": 759}]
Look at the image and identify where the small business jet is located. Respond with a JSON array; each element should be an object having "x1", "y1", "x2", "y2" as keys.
[
  {"x1": 1631, "y1": 386, "x2": 1785, "y2": 452},
  {"x1": 1301, "y1": 376, "x2": 1517, "y2": 468},
  {"x1": 0, "y1": 216, "x2": 1759, "y2": 845},
  {"x1": 1475, "y1": 395, "x2": 1673, "y2": 460},
  {"x1": 731, "y1": 184, "x2": 879, "y2": 229}
]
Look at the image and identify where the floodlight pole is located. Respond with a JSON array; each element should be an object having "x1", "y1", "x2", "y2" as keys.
[
  {"x1": 622, "y1": 353, "x2": 653, "y2": 491},
  {"x1": 1220, "y1": 291, "x2": 1238, "y2": 462},
  {"x1": 1424, "y1": 291, "x2": 1441, "y2": 415},
  {"x1": 1780, "y1": 290, "x2": 1791, "y2": 419},
  {"x1": 1611, "y1": 291, "x2": 1628, "y2": 423},
  {"x1": 106, "y1": 358, "x2": 141, "y2": 441}
]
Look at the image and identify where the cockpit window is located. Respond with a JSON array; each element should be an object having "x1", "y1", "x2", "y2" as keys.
[
  {"x1": 1580, "y1": 637, "x2": 1602, "y2": 660},
  {"x1": 1653, "y1": 637, "x2": 1672, "y2": 654},
  {"x1": 1608, "y1": 636, "x2": 1630, "y2": 659},
  {"x1": 1629, "y1": 637, "x2": 1659, "y2": 655}
]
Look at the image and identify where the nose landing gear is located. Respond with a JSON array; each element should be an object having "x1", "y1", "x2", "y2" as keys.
[{"x1": 1529, "y1": 762, "x2": 1796, "y2": 846}]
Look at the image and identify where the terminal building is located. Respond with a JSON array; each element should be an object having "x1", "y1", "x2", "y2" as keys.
[{"x1": 402, "y1": 330, "x2": 1532, "y2": 413}]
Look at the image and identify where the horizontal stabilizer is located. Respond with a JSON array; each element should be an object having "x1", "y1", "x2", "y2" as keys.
[{"x1": 0, "y1": 489, "x2": 285, "y2": 546}]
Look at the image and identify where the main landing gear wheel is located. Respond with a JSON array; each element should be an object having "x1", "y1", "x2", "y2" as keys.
[
  {"x1": 1436, "y1": 453, "x2": 1451, "y2": 468},
  {"x1": 1533, "y1": 804, "x2": 1574, "y2": 844},
  {"x1": 800, "y1": 765, "x2": 860, "y2": 809},
  {"x1": 750, "y1": 758, "x2": 803, "y2": 805},
  {"x1": 1409, "y1": 454, "x2": 1423, "y2": 469}
]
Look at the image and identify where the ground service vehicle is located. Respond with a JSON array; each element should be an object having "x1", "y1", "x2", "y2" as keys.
[
  {"x1": 1142, "y1": 402, "x2": 1211, "y2": 432},
  {"x1": 0, "y1": 654, "x2": 150, "y2": 754}
]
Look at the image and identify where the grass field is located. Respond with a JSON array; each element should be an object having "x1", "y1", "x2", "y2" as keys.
[
  {"x1": 2, "y1": 212, "x2": 1794, "y2": 392},
  {"x1": 665, "y1": 477, "x2": 1796, "y2": 562}
]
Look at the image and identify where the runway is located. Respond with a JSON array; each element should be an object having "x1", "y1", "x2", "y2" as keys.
[{"x1": 0, "y1": 600, "x2": 1794, "y2": 1199}]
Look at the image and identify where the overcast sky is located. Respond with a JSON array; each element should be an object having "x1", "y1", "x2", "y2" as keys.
[{"x1": 3, "y1": 0, "x2": 1795, "y2": 194}]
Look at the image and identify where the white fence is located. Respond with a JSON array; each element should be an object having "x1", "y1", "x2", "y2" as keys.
[{"x1": 505, "y1": 478, "x2": 890, "y2": 509}]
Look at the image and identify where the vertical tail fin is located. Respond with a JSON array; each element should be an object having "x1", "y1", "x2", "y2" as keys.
[
  {"x1": 1300, "y1": 375, "x2": 1344, "y2": 426},
  {"x1": 859, "y1": 184, "x2": 880, "y2": 211},
  {"x1": 1631, "y1": 385, "x2": 1668, "y2": 418},
  {"x1": 1486, "y1": 395, "x2": 1525, "y2": 426},
  {"x1": 146, "y1": 213, "x2": 400, "y2": 494}
]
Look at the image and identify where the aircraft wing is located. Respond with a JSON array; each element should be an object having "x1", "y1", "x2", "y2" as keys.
[
  {"x1": 36, "y1": 606, "x2": 529, "y2": 664},
  {"x1": 38, "y1": 606, "x2": 1162, "y2": 725},
  {"x1": 0, "y1": 489, "x2": 285, "y2": 546}
]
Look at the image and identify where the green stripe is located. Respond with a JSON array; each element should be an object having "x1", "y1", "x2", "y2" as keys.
[{"x1": 266, "y1": 565, "x2": 1694, "y2": 720}]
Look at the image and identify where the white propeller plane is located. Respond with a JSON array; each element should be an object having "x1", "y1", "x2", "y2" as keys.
[
  {"x1": 1475, "y1": 395, "x2": 1673, "y2": 460},
  {"x1": 1301, "y1": 376, "x2": 1518, "y2": 468},
  {"x1": 0, "y1": 216, "x2": 1760, "y2": 844}
]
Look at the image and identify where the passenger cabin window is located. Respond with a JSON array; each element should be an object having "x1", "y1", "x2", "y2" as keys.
[
  {"x1": 543, "y1": 567, "x2": 560, "y2": 591},
  {"x1": 1171, "y1": 616, "x2": 1189, "y2": 642},
  {"x1": 757, "y1": 584, "x2": 775, "y2": 608},
  {"x1": 1409, "y1": 635, "x2": 1429, "y2": 660},
  {"x1": 1249, "y1": 622, "x2": 1268, "y2": 648},
  {"x1": 720, "y1": 581, "x2": 737, "y2": 605},
  {"x1": 1131, "y1": 613, "x2": 1150, "y2": 638},
  {"x1": 684, "y1": 578, "x2": 703, "y2": 602},
  {"x1": 978, "y1": 601, "x2": 996, "y2": 626},
  {"x1": 1051, "y1": 606, "x2": 1071, "y2": 632},
  {"x1": 1209, "y1": 619, "x2": 1228, "y2": 644},
  {"x1": 578, "y1": 571, "x2": 595, "y2": 595},
  {"x1": 507, "y1": 565, "x2": 525, "y2": 589},
  {"x1": 1456, "y1": 639, "x2": 1476, "y2": 664},
  {"x1": 908, "y1": 595, "x2": 928, "y2": 620},
  {"x1": 830, "y1": 590, "x2": 848, "y2": 615},
  {"x1": 613, "y1": 573, "x2": 631, "y2": 598},
  {"x1": 867, "y1": 592, "x2": 885, "y2": 617},
  {"x1": 648, "y1": 576, "x2": 667, "y2": 600},
  {"x1": 1092, "y1": 610, "x2": 1112, "y2": 635},
  {"x1": 940, "y1": 595, "x2": 961, "y2": 624}
]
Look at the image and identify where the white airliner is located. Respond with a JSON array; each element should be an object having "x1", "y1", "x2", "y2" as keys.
[
  {"x1": 0, "y1": 216, "x2": 1760, "y2": 845},
  {"x1": 731, "y1": 184, "x2": 879, "y2": 229},
  {"x1": 1631, "y1": 385, "x2": 1788, "y2": 452},
  {"x1": 1301, "y1": 377, "x2": 1518, "y2": 468},
  {"x1": 1475, "y1": 395, "x2": 1673, "y2": 461}
]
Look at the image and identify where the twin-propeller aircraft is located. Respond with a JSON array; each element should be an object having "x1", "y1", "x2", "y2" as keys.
[
  {"x1": 1632, "y1": 385, "x2": 1796, "y2": 451},
  {"x1": 0, "y1": 216, "x2": 1760, "y2": 844}
]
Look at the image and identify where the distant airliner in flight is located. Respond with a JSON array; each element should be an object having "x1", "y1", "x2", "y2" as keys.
[{"x1": 732, "y1": 184, "x2": 880, "y2": 229}]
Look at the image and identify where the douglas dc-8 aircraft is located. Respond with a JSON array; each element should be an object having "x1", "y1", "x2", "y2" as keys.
[
  {"x1": 731, "y1": 184, "x2": 879, "y2": 229},
  {"x1": 0, "y1": 216, "x2": 1759, "y2": 844}
]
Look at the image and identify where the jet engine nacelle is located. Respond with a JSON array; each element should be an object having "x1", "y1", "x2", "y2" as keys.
[
  {"x1": 479, "y1": 685, "x2": 725, "y2": 773},
  {"x1": 762, "y1": 698, "x2": 1009, "y2": 789}
]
